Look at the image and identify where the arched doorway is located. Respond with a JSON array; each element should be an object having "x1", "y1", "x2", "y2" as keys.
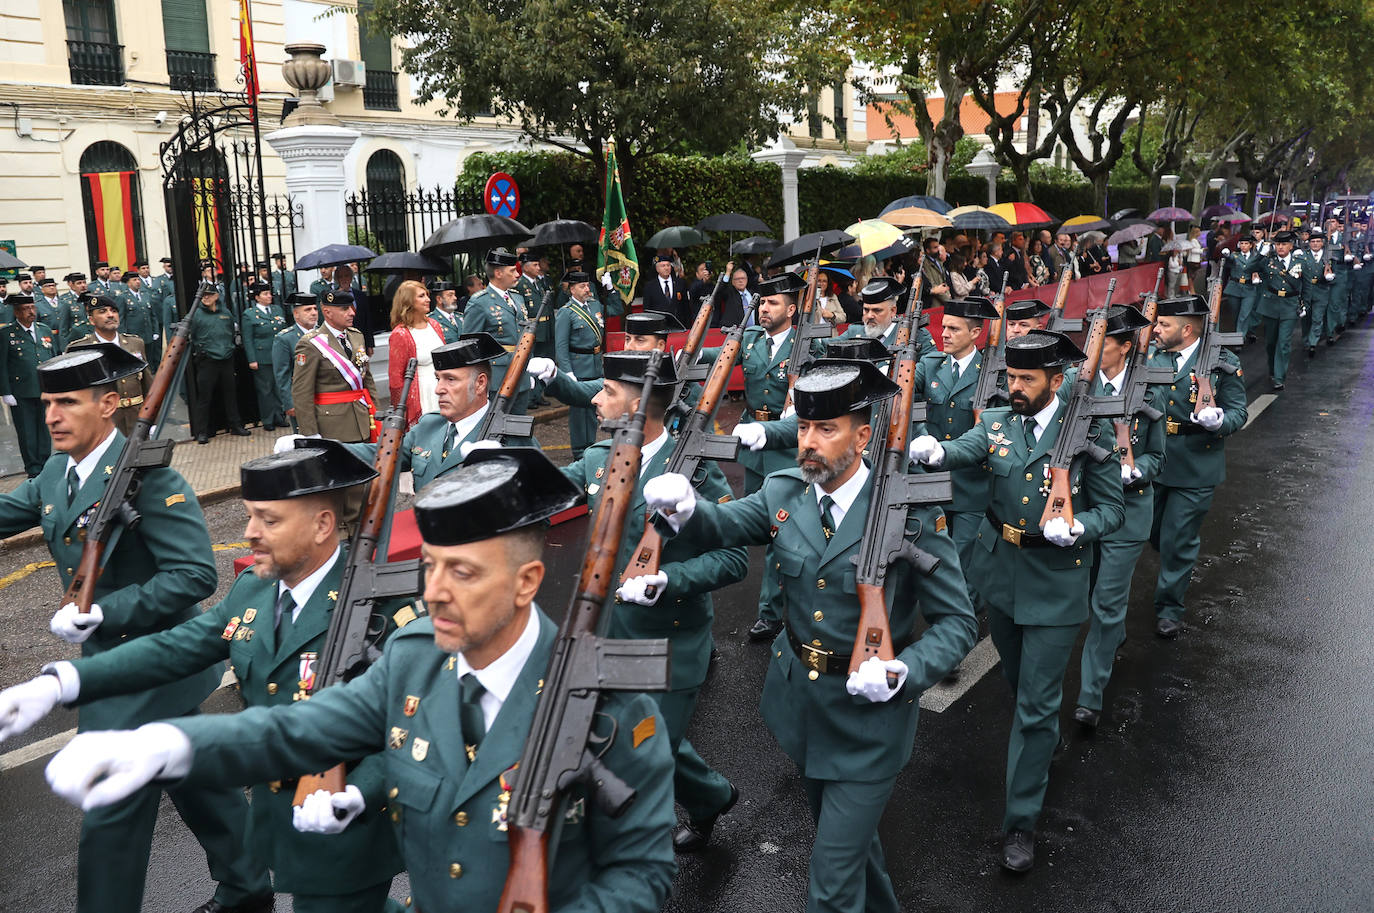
[
  {"x1": 79, "y1": 141, "x2": 146, "y2": 273},
  {"x1": 365, "y1": 148, "x2": 408, "y2": 253}
]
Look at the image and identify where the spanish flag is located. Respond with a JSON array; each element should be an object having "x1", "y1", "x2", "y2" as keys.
[
  {"x1": 239, "y1": 0, "x2": 259, "y2": 111},
  {"x1": 84, "y1": 171, "x2": 137, "y2": 271}
]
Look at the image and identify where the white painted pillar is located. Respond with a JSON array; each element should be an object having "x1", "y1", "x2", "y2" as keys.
[
  {"x1": 752, "y1": 136, "x2": 809, "y2": 241},
  {"x1": 264, "y1": 125, "x2": 360, "y2": 283}
]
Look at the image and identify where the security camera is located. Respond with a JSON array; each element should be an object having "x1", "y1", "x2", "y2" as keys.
[{"x1": 154, "y1": 110, "x2": 167, "y2": 126}]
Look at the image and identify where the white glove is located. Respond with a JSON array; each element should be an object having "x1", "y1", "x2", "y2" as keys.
[
  {"x1": 845, "y1": 657, "x2": 908, "y2": 703},
  {"x1": 1190, "y1": 406, "x2": 1224, "y2": 431},
  {"x1": 908, "y1": 435, "x2": 944, "y2": 466},
  {"x1": 46, "y1": 723, "x2": 192, "y2": 810},
  {"x1": 1344, "y1": 253, "x2": 1355, "y2": 263},
  {"x1": 642, "y1": 472, "x2": 696, "y2": 531},
  {"x1": 1363, "y1": 253, "x2": 1372, "y2": 262},
  {"x1": 735, "y1": 422, "x2": 767, "y2": 451},
  {"x1": 526, "y1": 357, "x2": 558, "y2": 382},
  {"x1": 1356, "y1": 263, "x2": 1365, "y2": 271},
  {"x1": 292, "y1": 785, "x2": 365, "y2": 835},
  {"x1": 50, "y1": 602, "x2": 102, "y2": 644},
  {"x1": 779, "y1": 402, "x2": 795, "y2": 420},
  {"x1": 0, "y1": 675, "x2": 62, "y2": 741},
  {"x1": 1043, "y1": 517, "x2": 1085, "y2": 547},
  {"x1": 1222, "y1": 249, "x2": 1232, "y2": 258},
  {"x1": 599, "y1": 273, "x2": 614, "y2": 290},
  {"x1": 274, "y1": 433, "x2": 305, "y2": 454},
  {"x1": 459, "y1": 439, "x2": 500, "y2": 458},
  {"x1": 1, "y1": 395, "x2": 15, "y2": 407},
  {"x1": 615, "y1": 572, "x2": 669, "y2": 606},
  {"x1": 1289, "y1": 265, "x2": 1304, "y2": 278},
  {"x1": 1120, "y1": 463, "x2": 1143, "y2": 485}
]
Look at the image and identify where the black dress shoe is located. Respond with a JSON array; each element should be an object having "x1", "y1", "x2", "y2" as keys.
[
  {"x1": 1307, "y1": 345, "x2": 1317, "y2": 357},
  {"x1": 747, "y1": 618, "x2": 783, "y2": 642},
  {"x1": 1001, "y1": 830, "x2": 1034, "y2": 873},
  {"x1": 196, "y1": 434, "x2": 209, "y2": 444},
  {"x1": 673, "y1": 783, "x2": 739, "y2": 853},
  {"x1": 263, "y1": 423, "x2": 276, "y2": 431},
  {"x1": 189, "y1": 894, "x2": 274, "y2": 913},
  {"x1": 1155, "y1": 617, "x2": 1182, "y2": 639},
  {"x1": 1245, "y1": 332, "x2": 1257, "y2": 344},
  {"x1": 1073, "y1": 706, "x2": 1100, "y2": 728},
  {"x1": 1271, "y1": 382, "x2": 1285, "y2": 391},
  {"x1": 230, "y1": 426, "x2": 252, "y2": 436}
]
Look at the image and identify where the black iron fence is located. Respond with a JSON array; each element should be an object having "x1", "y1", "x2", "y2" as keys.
[
  {"x1": 344, "y1": 184, "x2": 484, "y2": 258},
  {"x1": 67, "y1": 39, "x2": 123, "y2": 86},
  {"x1": 167, "y1": 50, "x2": 216, "y2": 92}
]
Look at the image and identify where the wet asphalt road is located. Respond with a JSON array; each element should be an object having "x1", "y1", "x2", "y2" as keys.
[{"x1": 2, "y1": 310, "x2": 1374, "y2": 911}]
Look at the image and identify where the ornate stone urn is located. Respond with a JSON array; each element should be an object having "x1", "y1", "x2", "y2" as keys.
[{"x1": 281, "y1": 43, "x2": 340, "y2": 127}]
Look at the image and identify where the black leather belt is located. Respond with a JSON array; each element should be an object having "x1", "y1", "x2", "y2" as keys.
[
  {"x1": 785, "y1": 624, "x2": 911, "y2": 675},
  {"x1": 1165, "y1": 419, "x2": 1208, "y2": 436},
  {"x1": 985, "y1": 509, "x2": 1052, "y2": 548},
  {"x1": 570, "y1": 345, "x2": 602, "y2": 355}
]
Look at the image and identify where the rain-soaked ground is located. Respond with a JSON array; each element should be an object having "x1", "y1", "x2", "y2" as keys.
[{"x1": 1, "y1": 310, "x2": 1371, "y2": 911}]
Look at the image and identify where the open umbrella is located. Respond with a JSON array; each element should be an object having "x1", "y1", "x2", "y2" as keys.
[
  {"x1": 0, "y1": 250, "x2": 27, "y2": 270},
  {"x1": 1106, "y1": 222, "x2": 1156, "y2": 247},
  {"x1": 731, "y1": 236, "x2": 777, "y2": 255},
  {"x1": 766, "y1": 230, "x2": 856, "y2": 269},
  {"x1": 530, "y1": 219, "x2": 599, "y2": 248},
  {"x1": 422, "y1": 214, "x2": 532, "y2": 257},
  {"x1": 1161, "y1": 238, "x2": 1191, "y2": 253},
  {"x1": 947, "y1": 205, "x2": 1011, "y2": 231},
  {"x1": 844, "y1": 219, "x2": 906, "y2": 256},
  {"x1": 1147, "y1": 207, "x2": 1192, "y2": 222},
  {"x1": 879, "y1": 207, "x2": 952, "y2": 229},
  {"x1": 1200, "y1": 204, "x2": 1240, "y2": 221},
  {"x1": 1060, "y1": 215, "x2": 1113, "y2": 234},
  {"x1": 1213, "y1": 212, "x2": 1252, "y2": 225},
  {"x1": 880, "y1": 194, "x2": 953, "y2": 215},
  {"x1": 869, "y1": 235, "x2": 919, "y2": 262},
  {"x1": 988, "y1": 202, "x2": 1057, "y2": 229},
  {"x1": 363, "y1": 251, "x2": 448, "y2": 275},
  {"x1": 696, "y1": 212, "x2": 770, "y2": 234},
  {"x1": 296, "y1": 243, "x2": 378, "y2": 270},
  {"x1": 646, "y1": 225, "x2": 709, "y2": 249},
  {"x1": 1111, "y1": 208, "x2": 1142, "y2": 221}
]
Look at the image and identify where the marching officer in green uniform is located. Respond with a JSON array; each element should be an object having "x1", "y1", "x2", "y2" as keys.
[
  {"x1": 840, "y1": 277, "x2": 935, "y2": 355},
  {"x1": 644, "y1": 358, "x2": 976, "y2": 910},
  {"x1": 461, "y1": 248, "x2": 534, "y2": 415},
  {"x1": 0, "y1": 441, "x2": 405, "y2": 913},
  {"x1": 518, "y1": 250, "x2": 556, "y2": 360},
  {"x1": 1004, "y1": 297, "x2": 1052, "y2": 339},
  {"x1": 274, "y1": 293, "x2": 318, "y2": 432},
  {"x1": 561, "y1": 351, "x2": 746, "y2": 852},
  {"x1": 58, "y1": 272, "x2": 92, "y2": 351},
  {"x1": 1222, "y1": 234, "x2": 1263, "y2": 340},
  {"x1": 1300, "y1": 230, "x2": 1337, "y2": 356},
  {"x1": 242, "y1": 280, "x2": 288, "y2": 430},
  {"x1": 0, "y1": 295, "x2": 58, "y2": 475},
  {"x1": 1063, "y1": 305, "x2": 1165, "y2": 726},
  {"x1": 41, "y1": 448, "x2": 678, "y2": 913},
  {"x1": 1256, "y1": 230, "x2": 1304, "y2": 390},
  {"x1": 910, "y1": 330, "x2": 1125, "y2": 871},
  {"x1": 292, "y1": 289, "x2": 379, "y2": 444},
  {"x1": 427, "y1": 281, "x2": 464, "y2": 343},
  {"x1": 1326, "y1": 219, "x2": 1354, "y2": 341},
  {"x1": 272, "y1": 253, "x2": 297, "y2": 301},
  {"x1": 527, "y1": 310, "x2": 683, "y2": 411},
  {"x1": 0, "y1": 343, "x2": 271, "y2": 913},
  {"x1": 66, "y1": 292, "x2": 153, "y2": 437},
  {"x1": 1147, "y1": 294, "x2": 1247, "y2": 637},
  {"x1": 1352, "y1": 219, "x2": 1374, "y2": 319},
  {"x1": 117, "y1": 270, "x2": 162, "y2": 367},
  {"x1": 554, "y1": 269, "x2": 609, "y2": 458}
]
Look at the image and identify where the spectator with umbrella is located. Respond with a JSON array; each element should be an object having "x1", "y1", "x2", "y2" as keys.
[
  {"x1": 1077, "y1": 232, "x2": 1112, "y2": 276},
  {"x1": 388, "y1": 280, "x2": 446, "y2": 427},
  {"x1": 1027, "y1": 236, "x2": 1052, "y2": 285},
  {"x1": 713, "y1": 265, "x2": 754, "y2": 328}
]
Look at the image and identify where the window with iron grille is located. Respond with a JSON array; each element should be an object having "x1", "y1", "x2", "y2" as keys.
[
  {"x1": 64, "y1": 0, "x2": 124, "y2": 86},
  {"x1": 79, "y1": 142, "x2": 147, "y2": 273},
  {"x1": 365, "y1": 150, "x2": 409, "y2": 253},
  {"x1": 163, "y1": 0, "x2": 215, "y2": 91}
]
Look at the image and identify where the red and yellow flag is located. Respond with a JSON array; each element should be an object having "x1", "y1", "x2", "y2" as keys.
[
  {"x1": 239, "y1": 0, "x2": 259, "y2": 110},
  {"x1": 84, "y1": 171, "x2": 137, "y2": 270}
]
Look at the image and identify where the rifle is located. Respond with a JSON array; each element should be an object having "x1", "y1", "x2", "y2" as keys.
[
  {"x1": 61, "y1": 294, "x2": 203, "y2": 619},
  {"x1": 1044, "y1": 262, "x2": 1084, "y2": 334},
  {"x1": 848, "y1": 331, "x2": 954, "y2": 686},
  {"x1": 293, "y1": 359, "x2": 425, "y2": 805},
  {"x1": 664, "y1": 296, "x2": 714, "y2": 426},
  {"x1": 1115, "y1": 270, "x2": 1171, "y2": 468},
  {"x1": 473, "y1": 290, "x2": 549, "y2": 443},
  {"x1": 621, "y1": 323, "x2": 744, "y2": 594},
  {"x1": 781, "y1": 245, "x2": 835, "y2": 412},
  {"x1": 1192, "y1": 278, "x2": 1244, "y2": 414},
  {"x1": 498, "y1": 351, "x2": 672, "y2": 913},
  {"x1": 971, "y1": 273, "x2": 1011, "y2": 421}
]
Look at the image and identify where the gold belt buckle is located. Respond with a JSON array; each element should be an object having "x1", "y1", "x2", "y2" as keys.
[
  {"x1": 753, "y1": 409, "x2": 772, "y2": 421},
  {"x1": 1166, "y1": 419, "x2": 1181, "y2": 435},
  {"x1": 1238, "y1": 278, "x2": 1247, "y2": 284},
  {"x1": 800, "y1": 642, "x2": 832, "y2": 674},
  {"x1": 1001, "y1": 523, "x2": 1022, "y2": 547},
  {"x1": 1278, "y1": 290, "x2": 1287, "y2": 297}
]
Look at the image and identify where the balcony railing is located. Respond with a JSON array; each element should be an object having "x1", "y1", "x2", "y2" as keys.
[
  {"x1": 67, "y1": 39, "x2": 124, "y2": 86},
  {"x1": 364, "y1": 69, "x2": 400, "y2": 111},
  {"x1": 167, "y1": 49, "x2": 216, "y2": 92}
]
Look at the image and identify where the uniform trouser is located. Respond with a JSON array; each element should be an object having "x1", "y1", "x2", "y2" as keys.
[
  {"x1": 1303, "y1": 294, "x2": 1329, "y2": 346},
  {"x1": 948, "y1": 509, "x2": 983, "y2": 607},
  {"x1": 653, "y1": 686, "x2": 734, "y2": 822},
  {"x1": 745, "y1": 465, "x2": 785, "y2": 627},
  {"x1": 1259, "y1": 315, "x2": 1298, "y2": 383},
  {"x1": 568, "y1": 405, "x2": 597, "y2": 457},
  {"x1": 799, "y1": 776, "x2": 900, "y2": 913},
  {"x1": 1149, "y1": 483, "x2": 1215, "y2": 622},
  {"x1": 986, "y1": 606, "x2": 1080, "y2": 834},
  {"x1": 1077, "y1": 537, "x2": 1147, "y2": 711},
  {"x1": 1230, "y1": 292, "x2": 1259, "y2": 336},
  {"x1": 251, "y1": 362, "x2": 285, "y2": 426},
  {"x1": 148, "y1": 338, "x2": 163, "y2": 370},
  {"x1": 1355, "y1": 273, "x2": 1373, "y2": 313},
  {"x1": 11, "y1": 395, "x2": 49, "y2": 476},
  {"x1": 1329, "y1": 278, "x2": 1351, "y2": 335},
  {"x1": 192, "y1": 355, "x2": 242, "y2": 435},
  {"x1": 293, "y1": 880, "x2": 403, "y2": 913}
]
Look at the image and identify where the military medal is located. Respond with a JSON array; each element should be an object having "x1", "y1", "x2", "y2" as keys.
[
  {"x1": 242, "y1": 608, "x2": 257, "y2": 624},
  {"x1": 411, "y1": 737, "x2": 429, "y2": 761},
  {"x1": 776, "y1": 509, "x2": 789, "y2": 523},
  {"x1": 403, "y1": 695, "x2": 420, "y2": 717},
  {"x1": 389, "y1": 727, "x2": 408, "y2": 750},
  {"x1": 221, "y1": 616, "x2": 241, "y2": 641},
  {"x1": 298, "y1": 653, "x2": 318, "y2": 691}
]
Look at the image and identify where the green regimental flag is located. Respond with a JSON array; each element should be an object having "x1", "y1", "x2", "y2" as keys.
[{"x1": 597, "y1": 141, "x2": 639, "y2": 300}]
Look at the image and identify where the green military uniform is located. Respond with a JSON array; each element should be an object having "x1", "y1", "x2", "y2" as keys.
[
  {"x1": 0, "y1": 425, "x2": 267, "y2": 913},
  {"x1": 1256, "y1": 247, "x2": 1304, "y2": 386},
  {"x1": 117, "y1": 284, "x2": 161, "y2": 366},
  {"x1": 168, "y1": 611, "x2": 677, "y2": 913},
  {"x1": 66, "y1": 332, "x2": 152, "y2": 437},
  {"x1": 1327, "y1": 231, "x2": 1355, "y2": 334},
  {"x1": 554, "y1": 293, "x2": 607, "y2": 457},
  {"x1": 309, "y1": 278, "x2": 334, "y2": 298},
  {"x1": 58, "y1": 289, "x2": 91, "y2": 352},
  {"x1": 1148, "y1": 344, "x2": 1247, "y2": 624},
  {"x1": 563, "y1": 436, "x2": 745, "y2": 823},
  {"x1": 189, "y1": 295, "x2": 245, "y2": 437},
  {"x1": 273, "y1": 322, "x2": 308, "y2": 431},
  {"x1": 273, "y1": 267, "x2": 298, "y2": 301},
  {"x1": 243, "y1": 302, "x2": 288, "y2": 429},
  {"x1": 530, "y1": 274, "x2": 556, "y2": 358},
  {"x1": 700, "y1": 326, "x2": 802, "y2": 492},
  {"x1": 430, "y1": 307, "x2": 463, "y2": 343},
  {"x1": 1300, "y1": 241, "x2": 1336, "y2": 348},
  {"x1": 345, "y1": 410, "x2": 534, "y2": 496},
  {"x1": 460, "y1": 285, "x2": 527, "y2": 411},
  {"x1": 34, "y1": 289, "x2": 63, "y2": 343},
  {"x1": 1352, "y1": 233, "x2": 1374, "y2": 319},
  {"x1": 292, "y1": 325, "x2": 379, "y2": 443},
  {"x1": 1223, "y1": 248, "x2": 1263, "y2": 336},
  {"x1": 0, "y1": 318, "x2": 57, "y2": 475}
]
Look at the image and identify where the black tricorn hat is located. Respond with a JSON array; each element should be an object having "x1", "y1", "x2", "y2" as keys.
[
  {"x1": 624, "y1": 310, "x2": 684, "y2": 337},
  {"x1": 1004, "y1": 298, "x2": 1052, "y2": 321},
  {"x1": 1308, "y1": 230, "x2": 1326, "y2": 241},
  {"x1": 287, "y1": 292, "x2": 318, "y2": 307},
  {"x1": 432, "y1": 333, "x2": 506, "y2": 371},
  {"x1": 757, "y1": 272, "x2": 806, "y2": 297},
  {"x1": 38, "y1": 343, "x2": 146, "y2": 393},
  {"x1": 1102, "y1": 304, "x2": 1152, "y2": 337},
  {"x1": 860, "y1": 276, "x2": 904, "y2": 304},
  {"x1": 320, "y1": 289, "x2": 354, "y2": 306},
  {"x1": 794, "y1": 358, "x2": 899, "y2": 420},
  {"x1": 824, "y1": 336, "x2": 891, "y2": 362},
  {"x1": 131, "y1": 260, "x2": 148, "y2": 269},
  {"x1": 1005, "y1": 330, "x2": 1084, "y2": 369},
  {"x1": 248, "y1": 281, "x2": 272, "y2": 295},
  {"x1": 485, "y1": 247, "x2": 519, "y2": 267},
  {"x1": 93, "y1": 260, "x2": 110, "y2": 269},
  {"x1": 81, "y1": 292, "x2": 119, "y2": 312},
  {"x1": 121, "y1": 271, "x2": 141, "y2": 282},
  {"x1": 562, "y1": 270, "x2": 591, "y2": 285},
  {"x1": 943, "y1": 296, "x2": 1000, "y2": 321},
  {"x1": 418, "y1": 448, "x2": 581, "y2": 546},
  {"x1": 1273, "y1": 230, "x2": 1298, "y2": 244},
  {"x1": 7, "y1": 294, "x2": 34, "y2": 306},
  {"x1": 1155, "y1": 294, "x2": 1209, "y2": 317},
  {"x1": 430, "y1": 281, "x2": 456, "y2": 293},
  {"x1": 518, "y1": 250, "x2": 541, "y2": 263},
  {"x1": 66, "y1": 272, "x2": 86, "y2": 282},
  {"x1": 601, "y1": 350, "x2": 677, "y2": 387},
  {"x1": 239, "y1": 438, "x2": 378, "y2": 501},
  {"x1": 159, "y1": 257, "x2": 173, "y2": 264}
]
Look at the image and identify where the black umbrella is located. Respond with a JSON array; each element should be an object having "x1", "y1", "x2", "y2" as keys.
[
  {"x1": 0, "y1": 250, "x2": 26, "y2": 270},
  {"x1": 363, "y1": 251, "x2": 449, "y2": 275},
  {"x1": 696, "y1": 212, "x2": 771, "y2": 234},
  {"x1": 646, "y1": 225, "x2": 710, "y2": 249},
  {"x1": 421, "y1": 214, "x2": 533, "y2": 258},
  {"x1": 531, "y1": 219, "x2": 599, "y2": 248},
  {"x1": 731, "y1": 236, "x2": 778, "y2": 255},
  {"x1": 765, "y1": 230, "x2": 856, "y2": 269},
  {"x1": 296, "y1": 243, "x2": 377, "y2": 270}
]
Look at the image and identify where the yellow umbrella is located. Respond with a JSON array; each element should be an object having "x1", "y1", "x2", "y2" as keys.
[
  {"x1": 843, "y1": 219, "x2": 906, "y2": 256},
  {"x1": 878, "y1": 207, "x2": 952, "y2": 229}
]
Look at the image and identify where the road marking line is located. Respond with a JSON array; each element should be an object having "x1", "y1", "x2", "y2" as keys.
[
  {"x1": 1242, "y1": 394, "x2": 1277, "y2": 431},
  {"x1": 0, "y1": 729, "x2": 75, "y2": 771},
  {"x1": 920, "y1": 635, "x2": 999, "y2": 713},
  {"x1": 0, "y1": 560, "x2": 56, "y2": 590}
]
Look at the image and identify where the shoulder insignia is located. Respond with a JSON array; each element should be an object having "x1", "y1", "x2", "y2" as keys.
[
  {"x1": 594, "y1": 466, "x2": 604, "y2": 479},
  {"x1": 327, "y1": 590, "x2": 338, "y2": 602},
  {"x1": 935, "y1": 514, "x2": 947, "y2": 533},
  {"x1": 165, "y1": 493, "x2": 186, "y2": 507},
  {"x1": 242, "y1": 608, "x2": 257, "y2": 624},
  {"x1": 632, "y1": 715, "x2": 657, "y2": 748},
  {"x1": 393, "y1": 604, "x2": 418, "y2": 629},
  {"x1": 718, "y1": 493, "x2": 732, "y2": 503},
  {"x1": 403, "y1": 695, "x2": 421, "y2": 716},
  {"x1": 587, "y1": 483, "x2": 600, "y2": 496},
  {"x1": 296, "y1": 352, "x2": 307, "y2": 366}
]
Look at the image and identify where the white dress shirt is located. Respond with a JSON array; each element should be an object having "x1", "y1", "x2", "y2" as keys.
[
  {"x1": 815, "y1": 460, "x2": 870, "y2": 529},
  {"x1": 277, "y1": 546, "x2": 342, "y2": 625},
  {"x1": 456, "y1": 605, "x2": 541, "y2": 732}
]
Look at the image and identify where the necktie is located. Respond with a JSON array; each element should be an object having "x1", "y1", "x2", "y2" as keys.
[
  {"x1": 663, "y1": 279, "x2": 671, "y2": 298},
  {"x1": 442, "y1": 423, "x2": 457, "y2": 458},
  {"x1": 819, "y1": 495, "x2": 837, "y2": 539},
  {"x1": 338, "y1": 332, "x2": 353, "y2": 360},
  {"x1": 66, "y1": 466, "x2": 80, "y2": 505},
  {"x1": 766, "y1": 336, "x2": 775, "y2": 361},
  {"x1": 1103, "y1": 380, "x2": 1116, "y2": 396},
  {"x1": 274, "y1": 589, "x2": 296, "y2": 632},
  {"x1": 1170, "y1": 351, "x2": 1181, "y2": 373},
  {"x1": 950, "y1": 361, "x2": 960, "y2": 384},
  {"x1": 460, "y1": 673, "x2": 487, "y2": 756},
  {"x1": 1023, "y1": 416, "x2": 1037, "y2": 451}
]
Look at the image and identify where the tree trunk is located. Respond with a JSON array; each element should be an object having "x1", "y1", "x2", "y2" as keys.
[
  {"x1": 1091, "y1": 171, "x2": 1109, "y2": 215},
  {"x1": 1015, "y1": 164, "x2": 1034, "y2": 202}
]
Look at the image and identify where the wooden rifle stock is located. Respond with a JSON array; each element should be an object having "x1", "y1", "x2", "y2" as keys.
[
  {"x1": 782, "y1": 246, "x2": 825, "y2": 407},
  {"x1": 1039, "y1": 307, "x2": 1109, "y2": 531},
  {"x1": 501, "y1": 826, "x2": 551, "y2": 913},
  {"x1": 1117, "y1": 274, "x2": 1163, "y2": 469},
  {"x1": 1194, "y1": 278, "x2": 1224, "y2": 411},
  {"x1": 972, "y1": 288, "x2": 1008, "y2": 424}
]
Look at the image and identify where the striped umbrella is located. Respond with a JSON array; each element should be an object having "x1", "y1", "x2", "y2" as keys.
[
  {"x1": 878, "y1": 207, "x2": 952, "y2": 229},
  {"x1": 988, "y1": 202, "x2": 1057, "y2": 228},
  {"x1": 947, "y1": 205, "x2": 1011, "y2": 231},
  {"x1": 844, "y1": 219, "x2": 907, "y2": 256},
  {"x1": 1060, "y1": 215, "x2": 1112, "y2": 234}
]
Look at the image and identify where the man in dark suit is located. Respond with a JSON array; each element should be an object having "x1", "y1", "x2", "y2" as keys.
[
  {"x1": 642, "y1": 254, "x2": 690, "y2": 324},
  {"x1": 1003, "y1": 232, "x2": 1031, "y2": 289},
  {"x1": 712, "y1": 267, "x2": 754, "y2": 327}
]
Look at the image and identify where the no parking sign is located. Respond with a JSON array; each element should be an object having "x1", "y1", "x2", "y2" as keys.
[{"x1": 484, "y1": 172, "x2": 520, "y2": 218}]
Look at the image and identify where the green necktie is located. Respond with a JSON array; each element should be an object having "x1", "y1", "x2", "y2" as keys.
[
  {"x1": 442, "y1": 423, "x2": 457, "y2": 459},
  {"x1": 950, "y1": 360, "x2": 960, "y2": 383},
  {"x1": 66, "y1": 467, "x2": 80, "y2": 505},
  {"x1": 819, "y1": 495, "x2": 836, "y2": 540},
  {"x1": 274, "y1": 589, "x2": 296, "y2": 632},
  {"x1": 1024, "y1": 416, "x2": 1037, "y2": 452},
  {"x1": 460, "y1": 673, "x2": 487, "y2": 756}
]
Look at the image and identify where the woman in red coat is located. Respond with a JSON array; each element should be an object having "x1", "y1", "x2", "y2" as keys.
[{"x1": 387, "y1": 279, "x2": 445, "y2": 427}]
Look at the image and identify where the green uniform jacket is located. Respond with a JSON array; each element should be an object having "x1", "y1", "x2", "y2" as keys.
[
  {"x1": 1223, "y1": 251, "x2": 1263, "y2": 298},
  {"x1": 57, "y1": 291, "x2": 90, "y2": 352},
  {"x1": 34, "y1": 294, "x2": 62, "y2": 341},
  {"x1": 272, "y1": 324, "x2": 307, "y2": 413},
  {"x1": 940, "y1": 403, "x2": 1126, "y2": 625},
  {"x1": 460, "y1": 286, "x2": 525, "y2": 392},
  {"x1": 190, "y1": 304, "x2": 238, "y2": 360},
  {"x1": 1257, "y1": 253, "x2": 1304, "y2": 320},
  {"x1": 671, "y1": 466, "x2": 976, "y2": 780},
  {"x1": 67, "y1": 554, "x2": 404, "y2": 894},
  {"x1": 272, "y1": 269, "x2": 297, "y2": 301},
  {"x1": 554, "y1": 296, "x2": 607, "y2": 381},
  {"x1": 309, "y1": 279, "x2": 333, "y2": 298},
  {"x1": 913, "y1": 348, "x2": 989, "y2": 512},
  {"x1": 169, "y1": 611, "x2": 678, "y2": 913},
  {"x1": 344, "y1": 410, "x2": 534, "y2": 495},
  {"x1": 0, "y1": 433, "x2": 218, "y2": 729},
  {"x1": 1300, "y1": 249, "x2": 1336, "y2": 307},
  {"x1": 528, "y1": 276, "x2": 555, "y2": 343},
  {"x1": 116, "y1": 287, "x2": 160, "y2": 351},
  {"x1": 429, "y1": 308, "x2": 463, "y2": 344},
  {"x1": 242, "y1": 305, "x2": 287, "y2": 366},
  {"x1": 561, "y1": 438, "x2": 747, "y2": 690},
  {"x1": 1148, "y1": 346, "x2": 1247, "y2": 488},
  {"x1": 0, "y1": 321, "x2": 58, "y2": 397}
]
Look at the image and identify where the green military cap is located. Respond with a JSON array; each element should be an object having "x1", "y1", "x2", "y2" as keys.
[
  {"x1": 38, "y1": 343, "x2": 145, "y2": 393},
  {"x1": 320, "y1": 289, "x2": 354, "y2": 307},
  {"x1": 601, "y1": 349, "x2": 678, "y2": 387},
  {"x1": 1005, "y1": 330, "x2": 1084, "y2": 369},
  {"x1": 417, "y1": 448, "x2": 580, "y2": 546},
  {"x1": 1102, "y1": 304, "x2": 1152, "y2": 337},
  {"x1": 793, "y1": 358, "x2": 898, "y2": 420},
  {"x1": 432, "y1": 333, "x2": 505, "y2": 371},
  {"x1": 241, "y1": 439, "x2": 377, "y2": 501}
]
